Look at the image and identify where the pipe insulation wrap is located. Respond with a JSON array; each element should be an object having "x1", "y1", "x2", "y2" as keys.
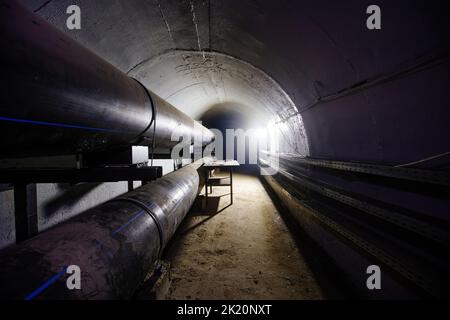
[{"x1": 0, "y1": 164, "x2": 202, "y2": 300}]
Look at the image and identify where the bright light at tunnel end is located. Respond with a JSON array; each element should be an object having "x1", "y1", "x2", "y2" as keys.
[{"x1": 170, "y1": 121, "x2": 280, "y2": 176}]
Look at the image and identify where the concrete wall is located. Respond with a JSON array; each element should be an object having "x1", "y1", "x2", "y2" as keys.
[
  {"x1": 0, "y1": 182, "x2": 130, "y2": 250},
  {"x1": 36, "y1": 182, "x2": 132, "y2": 233},
  {"x1": 263, "y1": 175, "x2": 421, "y2": 299}
]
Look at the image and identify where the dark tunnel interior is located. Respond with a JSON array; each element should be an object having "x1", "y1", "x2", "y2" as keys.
[{"x1": 0, "y1": 0, "x2": 450, "y2": 304}]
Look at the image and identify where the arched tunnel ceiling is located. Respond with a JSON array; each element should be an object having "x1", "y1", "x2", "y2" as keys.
[
  {"x1": 128, "y1": 50, "x2": 294, "y2": 121},
  {"x1": 19, "y1": 0, "x2": 450, "y2": 165}
]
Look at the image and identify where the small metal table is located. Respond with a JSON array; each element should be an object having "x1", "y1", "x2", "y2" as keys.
[{"x1": 203, "y1": 160, "x2": 240, "y2": 206}]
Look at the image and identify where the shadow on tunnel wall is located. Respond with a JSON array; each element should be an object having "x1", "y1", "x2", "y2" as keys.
[{"x1": 41, "y1": 183, "x2": 102, "y2": 220}]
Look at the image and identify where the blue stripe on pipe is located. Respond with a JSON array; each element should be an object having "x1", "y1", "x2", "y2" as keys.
[
  {"x1": 0, "y1": 116, "x2": 130, "y2": 133},
  {"x1": 24, "y1": 267, "x2": 68, "y2": 301},
  {"x1": 111, "y1": 210, "x2": 146, "y2": 236},
  {"x1": 22, "y1": 209, "x2": 147, "y2": 300}
]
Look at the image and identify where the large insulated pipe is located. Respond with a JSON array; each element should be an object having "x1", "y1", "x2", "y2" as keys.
[
  {"x1": 0, "y1": 163, "x2": 204, "y2": 299},
  {"x1": 0, "y1": 1, "x2": 213, "y2": 158}
]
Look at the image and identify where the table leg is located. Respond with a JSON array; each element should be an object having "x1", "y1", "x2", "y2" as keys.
[
  {"x1": 230, "y1": 168, "x2": 233, "y2": 205},
  {"x1": 205, "y1": 169, "x2": 209, "y2": 208}
]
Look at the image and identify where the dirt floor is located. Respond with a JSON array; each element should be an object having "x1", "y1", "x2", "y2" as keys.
[{"x1": 162, "y1": 171, "x2": 324, "y2": 300}]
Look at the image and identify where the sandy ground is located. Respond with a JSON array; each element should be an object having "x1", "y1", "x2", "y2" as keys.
[{"x1": 162, "y1": 171, "x2": 324, "y2": 300}]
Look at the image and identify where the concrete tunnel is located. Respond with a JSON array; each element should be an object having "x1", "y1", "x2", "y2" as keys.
[{"x1": 0, "y1": 0, "x2": 449, "y2": 301}]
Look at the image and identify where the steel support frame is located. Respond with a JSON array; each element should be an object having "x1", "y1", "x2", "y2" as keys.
[{"x1": 263, "y1": 152, "x2": 450, "y2": 186}]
